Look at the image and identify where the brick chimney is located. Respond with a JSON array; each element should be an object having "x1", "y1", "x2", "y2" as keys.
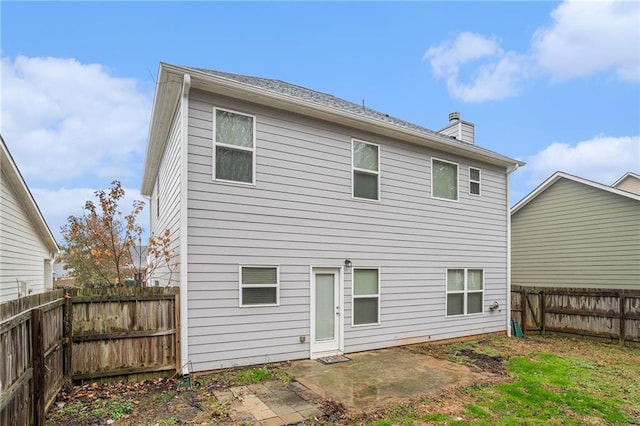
[{"x1": 438, "y1": 112, "x2": 475, "y2": 144}]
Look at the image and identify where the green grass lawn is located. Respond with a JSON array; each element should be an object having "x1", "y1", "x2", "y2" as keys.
[{"x1": 371, "y1": 336, "x2": 640, "y2": 425}]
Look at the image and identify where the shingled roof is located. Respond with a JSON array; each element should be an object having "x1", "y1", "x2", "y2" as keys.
[{"x1": 193, "y1": 67, "x2": 444, "y2": 139}]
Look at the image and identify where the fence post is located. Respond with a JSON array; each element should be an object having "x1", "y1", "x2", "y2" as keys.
[
  {"x1": 521, "y1": 290, "x2": 527, "y2": 335},
  {"x1": 31, "y1": 308, "x2": 45, "y2": 426},
  {"x1": 619, "y1": 292, "x2": 625, "y2": 344},
  {"x1": 540, "y1": 290, "x2": 546, "y2": 334},
  {"x1": 63, "y1": 292, "x2": 73, "y2": 378}
]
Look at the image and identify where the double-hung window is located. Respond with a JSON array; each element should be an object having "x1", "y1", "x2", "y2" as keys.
[
  {"x1": 214, "y1": 108, "x2": 255, "y2": 184},
  {"x1": 353, "y1": 268, "x2": 380, "y2": 325},
  {"x1": 446, "y1": 268, "x2": 483, "y2": 316},
  {"x1": 432, "y1": 158, "x2": 458, "y2": 201},
  {"x1": 240, "y1": 266, "x2": 279, "y2": 306},
  {"x1": 469, "y1": 167, "x2": 481, "y2": 196},
  {"x1": 352, "y1": 140, "x2": 380, "y2": 200}
]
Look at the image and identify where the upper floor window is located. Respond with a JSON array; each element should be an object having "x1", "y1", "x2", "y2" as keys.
[
  {"x1": 432, "y1": 158, "x2": 458, "y2": 201},
  {"x1": 214, "y1": 108, "x2": 255, "y2": 184},
  {"x1": 446, "y1": 268, "x2": 483, "y2": 316},
  {"x1": 352, "y1": 140, "x2": 380, "y2": 200},
  {"x1": 469, "y1": 167, "x2": 481, "y2": 196}
]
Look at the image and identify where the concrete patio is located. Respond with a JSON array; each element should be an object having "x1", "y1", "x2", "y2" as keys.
[{"x1": 216, "y1": 347, "x2": 480, "y2": 425}]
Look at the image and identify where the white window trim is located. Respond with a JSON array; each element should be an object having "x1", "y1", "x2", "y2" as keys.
[
  {"x1": 351, "y1": 139, "x2": 381, "y2": 202},
  {"x1": 213, "y1": 107, "x2": 257, "y2": 186},
  {"x1": 351, "y1": 267, "x2": 381, "y2": 327},
  {"x1": 445, "y1": 268, "x2": 484, "y2": 317},
  {"x1": 469, "y1": 167, "x2": 481, "y2": 196},
  {"x1": 239, "y1": 265, "x2": 280, "y2": 307},
  {"x1": 431, "y1": 157, "x2": 459, "y2": 202}
]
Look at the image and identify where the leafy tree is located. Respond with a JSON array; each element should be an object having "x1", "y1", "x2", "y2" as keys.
[{"x1": 59, "y1": 180, "x2": 175, "y2": 286}]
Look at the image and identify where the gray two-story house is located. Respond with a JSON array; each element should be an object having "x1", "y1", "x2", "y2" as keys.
[{"x1": 141, "y1": 63, "x2": 523, "y2": 373}]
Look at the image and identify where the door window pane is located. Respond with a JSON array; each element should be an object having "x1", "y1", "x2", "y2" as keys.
[{"x1": 315, "y1": 274, "x2": 335, "y2": 340}]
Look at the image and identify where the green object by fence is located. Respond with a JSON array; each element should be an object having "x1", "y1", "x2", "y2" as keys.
[{"x1": 512, "y1": 320, "x2": 524, "y2": 338}]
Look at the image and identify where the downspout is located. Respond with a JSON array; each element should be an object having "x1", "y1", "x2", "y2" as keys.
[
  {"x1": 505, "y1": 163, "x2": 520, "y2": 337},
  {"x1": 179, "y1": 73, "x2": 191, "y2": 373}
]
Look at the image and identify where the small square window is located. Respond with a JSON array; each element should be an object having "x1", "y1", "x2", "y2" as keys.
[
  {"x1": 240, "y1": 266, "x2": 279, "y2": 306},
  {"x1": 432, "y1": 158, "x2": 458, "y2": 201},
  {"x1": 469, "y1": 167, "x2": 481, "y2": 196}
]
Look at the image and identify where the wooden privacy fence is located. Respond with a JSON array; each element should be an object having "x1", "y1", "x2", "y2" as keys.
[
  {"x1": 0, "y1": 290, "x2": 68, "y2": 426},
  {"x1": 511, "y1": 285, "x2": 640, "y2": 343},
  {"x1": 0, "y1": 286, "x2": 179, "y2": 425},
  {"x1": 70, "y1": 287, "x2": 180, "y2": 380}
]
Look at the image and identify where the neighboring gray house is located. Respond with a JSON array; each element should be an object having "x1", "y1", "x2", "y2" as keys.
[
  {"x1": 511, "y1": 171, "x2": 640, "y2": 290},
  {"x1": 0, "y1": 135, "x2": 59, "y2": 302},
  {"x1": 141, "y1": 63, "x2": 524, "y2": 373}
]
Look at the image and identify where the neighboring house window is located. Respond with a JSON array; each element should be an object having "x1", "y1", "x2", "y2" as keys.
[
  {"x1": 240, "y1": 266, "x2": 279, "y2": 306},
  {"x1": 469, "y1": 167, "x2": 481, "y2": 196},
  {"x1": 214, "y1": 108, "x2": 255, "y2": 184},
  {"x1": 352, "y1": 140, "x2": 380, "y2": 200},
  {"x1": 446, "y1": 269, "x2": 483, "y2": 316},
  {"x1": 353, "y1": 268, "x2": 380, "y2": 325},
  {"x1": 432, "y1": 158, "x2": 458, "y2": 201}
]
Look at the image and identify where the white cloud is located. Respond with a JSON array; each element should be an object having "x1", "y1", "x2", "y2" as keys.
[
  {"x1": 0, "y1": 55, "x2": 151, "y2": 182},
  {"x1": 533, "y1": 0, "x2": 640, "y2": 82},
  {"x1": 523, "y1": 135, "x2": 640, "y2": 186},
  {"x1": 31, "y1": 186, "x2": 150, "y2": 244},
  {"x1": 425, "y1": 0, "x2": 640, "y2": 101},
  {"x1": 424, "y1": 33, "x2": 529, "y2": 102}
]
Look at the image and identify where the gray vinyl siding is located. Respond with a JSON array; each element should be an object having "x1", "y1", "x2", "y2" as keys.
[
  {"x1": 0, "y1": 172, "x2": 51, "y2": 301},
  {"x1": 184, "y1": 89, "x2": 510, "y2": 371},
  {"x1": 512, "y1": 178, "x2": 640, "y2": 290},
  {"x1": 150, "y1": 102, "x2": 181, "y2": 287}
]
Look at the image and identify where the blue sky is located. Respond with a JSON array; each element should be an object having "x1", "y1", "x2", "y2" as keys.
[{"x1": 1, "y1": 1, "x2": 639, "y2": 243}]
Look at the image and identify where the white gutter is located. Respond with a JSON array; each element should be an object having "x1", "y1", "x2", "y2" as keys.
[
  {"x1": 179, "y1": 74, "x2": 191, "y2": 374},
  {"x1": 505, "y1": 163, "x2": 521, "y2": 337}
]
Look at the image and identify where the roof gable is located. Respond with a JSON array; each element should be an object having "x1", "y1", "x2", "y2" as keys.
[
  {"x1": 0, "y1": 135, "x2": 59, "y2": 254},
  {"x1": 141, "y1": 63, "x2": 524, "y2": 195},
  {"x1": 511, "y1": 171, "x2": 640, "y2": 215}
]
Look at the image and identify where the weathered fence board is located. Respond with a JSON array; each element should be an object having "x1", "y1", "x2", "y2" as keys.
[
  {"x1": 0, "y1": 286, "x2": 179, "y2": 424},
  {"x1": 0, "y1": 290, "x2": 66, "y2": 426},
  {"x1": 511, "y1": 286, "x2": 640, "y2": 342},
  {"x1": 69, "y1": 287, "x2": 179, "y2": 381}
]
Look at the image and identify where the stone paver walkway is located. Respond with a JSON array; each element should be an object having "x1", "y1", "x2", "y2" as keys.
[{"x1": 214, "y1": 380, "x2": 324, "y2": 425}]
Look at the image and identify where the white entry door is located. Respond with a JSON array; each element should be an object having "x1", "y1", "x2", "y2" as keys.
[{"x1": 310, "y1": 268, "x2": 342, "y2": 357}]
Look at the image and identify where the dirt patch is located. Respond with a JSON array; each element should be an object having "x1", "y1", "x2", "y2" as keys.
[{"x1": 456, "y1": 348, "x2": 507, "y2": 375}]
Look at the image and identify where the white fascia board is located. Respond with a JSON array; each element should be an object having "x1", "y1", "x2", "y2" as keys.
[
  {"x1": 0, "y1": 136, "x2": 59, "y2": 254},
  {"x1": 511, "y1": 171, "x2": 640, "y2": 215}
]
